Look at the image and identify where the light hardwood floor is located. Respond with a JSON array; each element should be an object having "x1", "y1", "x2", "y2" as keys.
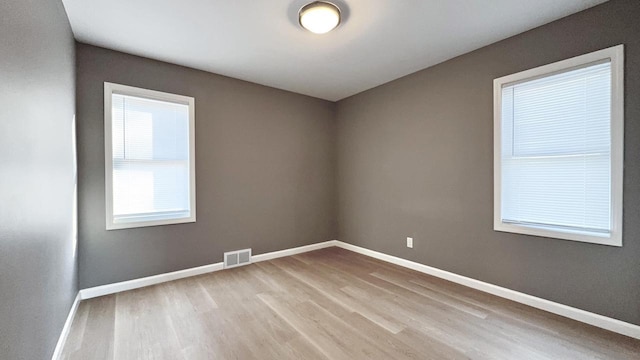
[{"x1": 61, "y1": 247, "x2": 640, "y2": 359}]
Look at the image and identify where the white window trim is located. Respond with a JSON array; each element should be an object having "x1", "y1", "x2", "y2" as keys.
[
  {"x1": 493, "y1": 45, "x2": 624, "y2": 247},
  {"x1": 104, "y1": 82, "x2": 196, "y2": 230}
]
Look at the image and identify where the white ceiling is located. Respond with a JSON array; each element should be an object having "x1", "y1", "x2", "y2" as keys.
[{"x1": 62, "y1": 0, "x2": 607, "y2": 101}]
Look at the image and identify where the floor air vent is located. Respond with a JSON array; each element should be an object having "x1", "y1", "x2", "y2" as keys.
[{"x1": 224, "y1": 248, "x2": 252, "y2": 269}]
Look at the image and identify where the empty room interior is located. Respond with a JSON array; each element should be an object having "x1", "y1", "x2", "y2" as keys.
[{"x1": 3, "y1": 0, "x2": 640, "y2": 359}]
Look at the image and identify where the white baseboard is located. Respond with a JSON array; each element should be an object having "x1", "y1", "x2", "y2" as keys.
[
  {"x1": 75, "y1": 239, "x2": 639, "y2": 340},
  {"x1": 334, "y1": 241, "x2": 640, "y2": 340},
  {"x1": 79, "y1": 240, "x2": 338, "y2": 300},
  {"x1": 51, "y1": 292, "x2": 81, "y2": 360},
  {"x1": 80, "y1": 262, "x2": 224, "y2": 300},
  {"x1": 252, "y1": 240, "x2": 338, "y2": 263}
]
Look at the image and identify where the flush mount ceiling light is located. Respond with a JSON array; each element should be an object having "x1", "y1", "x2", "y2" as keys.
[{"x1": 299, "y1": 1, "x2": 341, "y2": 34}]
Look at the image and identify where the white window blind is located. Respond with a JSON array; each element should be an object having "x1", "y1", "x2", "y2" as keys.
[
  {"x1": 500, "y1": 62, "x2": 611, "y2": 235},
  {"x1": 494, "y1": 45, "x2": 623, "y2": 246},
  {"x1": 105, "y1": 83, "x2": 195, "y2": 229}
]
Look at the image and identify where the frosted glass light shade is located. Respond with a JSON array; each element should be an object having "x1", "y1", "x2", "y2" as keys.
[{"x1": 299, "y1": 2, "x2": 341, "y2": 34}]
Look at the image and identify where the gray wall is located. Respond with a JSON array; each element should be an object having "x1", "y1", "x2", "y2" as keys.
[
  {"x1": 76, "y1": 43, "x2": 337, "y2": 289},
  {"x1": 336, "y1": 0, "x2": 640, "y2": 326},
  {"x1": 0, "y1": 0, "x2": 78, "y2": 359}
]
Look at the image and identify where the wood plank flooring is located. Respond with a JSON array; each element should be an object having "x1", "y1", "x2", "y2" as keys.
[{"x1": 61, "y1": 247, "x2": 640, "y2": 359}]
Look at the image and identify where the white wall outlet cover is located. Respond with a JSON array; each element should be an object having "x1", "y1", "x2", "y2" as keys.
[{"x1": 407, "y1": 237, "x2": 413, "y2": 248}]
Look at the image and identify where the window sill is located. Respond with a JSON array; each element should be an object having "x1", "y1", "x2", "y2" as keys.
[
  {"x1": 494, "y1": 221, "x2": 621, "y2": 247},
  {"x1": 107, "y1": 215, "x2": 195, "y2": 230}
]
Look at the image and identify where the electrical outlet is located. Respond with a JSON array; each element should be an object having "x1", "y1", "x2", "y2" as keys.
[{"x1": 407, "y1": 237, "x2": 413, "y2": 248}]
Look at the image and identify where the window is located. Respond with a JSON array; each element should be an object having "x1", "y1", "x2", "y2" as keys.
[
  {"x1": 494, "y1": 45, "x2": 623, "y2": 246},
  {"x1": 104, "y1": 83, "x2": 196, "y2": 230}
]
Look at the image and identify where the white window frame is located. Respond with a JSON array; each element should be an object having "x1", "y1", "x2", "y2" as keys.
[
  {"x1": 493, "y1": 45, "x2": 624, "y2": 246},
  {"x1": 104, "y1": 82, "x2": 196, "y2": 230}
]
